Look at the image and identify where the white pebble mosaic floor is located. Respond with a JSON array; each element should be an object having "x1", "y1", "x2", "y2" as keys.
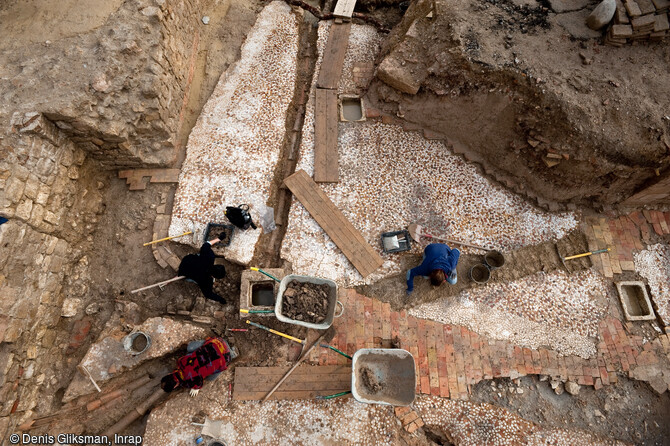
[
  {"x1": 145, "y1": 376, "x2": 402, "y2": 446},
  {"x1": 169, "y1": 1, "x2": 300, "y2": 264},
  {"x1": 415, "y1": 396, "x2": 629, "y2": 446},
  {"x1": 409, "y1": 270, "x2": 611, "y2": 357},
  {"x1": 281, "y1": 23, "x2": 579, "y2": 286},
  {"x1": 634, "y1": 243, "x2": 670, "y2": 326}
]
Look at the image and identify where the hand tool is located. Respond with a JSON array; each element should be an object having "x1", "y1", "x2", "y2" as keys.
[
  {"x1": 250, "y1": 267, "x2": 281, "y2": 282},
  {"x1": 408, "y1": 223, "x2": 490, "y2": 251},
  {"x1": 315, "y1": 390, "x2": 351, "y2": 400},
  {"x1": 261, "y1": 327, "x2": 335, "y2": 402},
  {"x1": 563, "y1": 247, "x2": 610, "y2": 260},
  {"x1": 239, "y1": 309, "x2": 274, "y2": 314},
  {"x1": 143, "y1": 231, "x2": 192, "y2": 246},
  {"x1": 130, "y1": 276, "x2": 186, "y2": 294},
  {"x1": 245, "y1": 320, "x2": 304, "y2": 345}
]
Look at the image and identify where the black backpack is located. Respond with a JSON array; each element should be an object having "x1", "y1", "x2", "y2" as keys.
[{"x1": 225, "y1": 204, "x2": 257, "y2": 230}]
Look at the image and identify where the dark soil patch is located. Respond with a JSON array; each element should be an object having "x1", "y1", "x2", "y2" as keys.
[
  {"x1": 360, "y1": 366, "x2": 384, "y2": 393},
  {"x1": 281, "y1": 281, "x2": 330, "y2": 323},
  {"x1": 132, "y1": 334, "x2": 148, "y2": 352}
]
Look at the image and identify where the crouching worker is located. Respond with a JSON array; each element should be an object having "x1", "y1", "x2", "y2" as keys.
[
  {"x1": 406, "y1": 243, "x2": 460, "y2": 294},
  {"x1": 178, "y1": 233, "x2": 228, "y2": 305},
  {"x1": 161, "y1": 337, "x2": 234, "y2": 397}
]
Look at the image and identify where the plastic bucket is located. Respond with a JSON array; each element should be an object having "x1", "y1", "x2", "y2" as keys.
[
  {"x1": 123, "y1": 331, "x2": 151, "y2": 355},
  {"x1": 484, "y1": 250, "x2": 505, "y2": 269},
  {"x1": 275, "y1": 274, "x2": 342, "y2": 330},
  {"x1": 469, "y1": 264, "x2": 491, "y2": 284}
]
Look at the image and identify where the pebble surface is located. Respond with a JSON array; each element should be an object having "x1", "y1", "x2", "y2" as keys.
[
  {"x1": 409, "y1": 269, "x2": 611, "y2": 357},
  {"x1": 145, "y1": 376, "x2": 400, "y2": 445},
  {"x1": 634, "y1": 243, "x2": 670, "y2": 326},
  {"x1": 281, "y1": 23, "x2": 578, "y2": 286},
  {"x1": 169, "y1": 1, "x2": 300, "y2": 264},
  {"x1": 416, "y1": 395, "x2": 630, "y2": 446}
]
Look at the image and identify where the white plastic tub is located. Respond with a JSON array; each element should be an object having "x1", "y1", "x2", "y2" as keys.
[
  {"x1": 351, "y1": 348, "x2": 415, "y2": 406},
  {"x1": 275, "y1": 274, "x2": 342, "y2": 330}
]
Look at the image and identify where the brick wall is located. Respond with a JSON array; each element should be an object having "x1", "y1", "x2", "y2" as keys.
[{"x1": 622, "y1": 171, "x2": 670, "y2": 207}]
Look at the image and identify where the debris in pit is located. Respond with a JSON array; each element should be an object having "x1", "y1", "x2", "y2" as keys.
[
  {"x1": 281, "y1": 280, "x2": 330, "y2": 323},
  {"x1": 360, "y1": 366, "x2": 384, "y2": 393}
]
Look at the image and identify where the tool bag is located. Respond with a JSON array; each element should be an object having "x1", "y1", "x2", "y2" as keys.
[{"x1": 225, "y1": 204, "x2": 257, "y2": 230}]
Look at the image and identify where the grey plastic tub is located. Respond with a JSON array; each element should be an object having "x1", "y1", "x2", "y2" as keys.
[
  {"x1": 275, "y1": 274, "x2": 342, "y2": 330},
  {"x1": 351, "y1": 348, "x2": 415, "y2": 406}
]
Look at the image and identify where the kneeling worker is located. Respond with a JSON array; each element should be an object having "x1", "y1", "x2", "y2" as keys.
[
  {"x1": 406, "y1": 243, "x2": 460, "y2": 294},
  {"x1": 161, "y1": 337, "x2": 234, "y2": 397},
  {"x1": 178, "y1": 233, "x2": 228, "y2": 305}
]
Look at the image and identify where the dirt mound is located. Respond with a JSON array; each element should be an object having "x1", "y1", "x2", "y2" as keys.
[{"x1": 281, "y1": 281, "x2": 330, "y2": 323}]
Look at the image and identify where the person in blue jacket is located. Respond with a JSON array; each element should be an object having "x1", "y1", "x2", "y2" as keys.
[{"x1": 406, "y1": 243, "x2": 460, "y2": 294}]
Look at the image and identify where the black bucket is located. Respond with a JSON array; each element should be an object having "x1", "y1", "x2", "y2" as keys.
[
  {"x1": 469, "y1": 264, "x2": 491, "y2": 284},
  {"x1": 484, "y1": 250, "x2": 505, "y2": 270}
]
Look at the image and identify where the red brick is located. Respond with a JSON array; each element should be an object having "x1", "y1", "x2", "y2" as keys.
[
  {"x1": 420, "y1": 376, "x2": 430, "y2": 394},
  {"x1": 406, "y1": 420, "x2": 420, "y2": 433},
  {"x1": 395, "y1": 406, "x2": 411, "y2": 417},
  {"x1": 402, "y1": 411, "x2": 419, "y2": 425},
  {"x1": 594, "y1": 377, "x2": 603, "y2": 390},
  {"x1": 599, "y1": 367, "x2": 610, "y2": 385}
]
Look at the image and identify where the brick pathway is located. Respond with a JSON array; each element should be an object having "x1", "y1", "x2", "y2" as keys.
[
  {"x1": 585, "y1": 210, "x2": 670, "y2": 277},
  {"x1": 308, "y1": 290, "x2": 670, "y2": 399}
]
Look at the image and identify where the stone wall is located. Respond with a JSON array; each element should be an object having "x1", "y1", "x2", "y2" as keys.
[
  {"x1": 0, "y1": 0, "x2": 204, "y2": 169},
  {"x1": 0, "y1": 114, "x2": 105, "y2": 436}
]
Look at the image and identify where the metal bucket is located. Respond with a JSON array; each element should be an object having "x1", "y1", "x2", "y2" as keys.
[
  {"x1": 351, "y1": 348, "x2": 415, "y2": 406},
  {"x1": 275, "y1": 274, "x2": 343, "y2": 330},
  {"x1": 123, "y1": 331, "x2": 151, "y2": 355},
  {"x1": 469, "y1": 264, "x2": 491, "y2": 284},
  {"x1": 484, "y1": 250, "x2": 505, "y2": 269}
]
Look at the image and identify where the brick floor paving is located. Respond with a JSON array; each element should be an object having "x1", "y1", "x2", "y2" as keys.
[
  {"x1": 585, "y1": 211, "x2": 670, "y2": 278},
  {"x1": 311, "y1": 290, "x2": 670, "y2": 399}
]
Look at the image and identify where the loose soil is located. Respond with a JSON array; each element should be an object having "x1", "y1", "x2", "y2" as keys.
[
  {"x1": 360, "y1": 366, "x2": 384, "y2": 393},
  {"x1": 281, "y1": 281, "x2": 331, "y2": 323},
  {"x1": 131, "y1": 334, "x2": 148, "y2": 353}
]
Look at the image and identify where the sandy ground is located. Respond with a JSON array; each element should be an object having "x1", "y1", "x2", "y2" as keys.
[{"x1": 0, "y1": 0, "x2": 124, "y2": 47}]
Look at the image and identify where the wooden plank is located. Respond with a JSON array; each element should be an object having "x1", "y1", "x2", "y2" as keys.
[
  {"x1": 314, "y1": 89, "x2": 339, "y2": 183},
  {"x1": 289, "y1": 172, "x2": 375, "y2": 271},
  {"x1": 233, "y1": 366, "x2": 351, "y2": 401},
  {"x1": 324, "y1": 89, "x2": 339, "y2": 183},
  {"x1": 234, "y1": 390, "x2": 352, "y2": 401},
  {"x1": 293, "y1": 170, "x2": 382, "y2": 268},
  {"x1": 316, "y1": 23, "x2": 352, "y2": 90},
  {"x1": 291, "y1": 172, "x2": 382, "y2": 275},
  {"x1": 290, "y1": 172, "x2": 380, "y2": 273},
  {"x1": 284, "y1": 170, "x2": 383, "y2": 277},
  {"x1": 314, "y1": 89, "x2": 329, "y2": 183},
  {"x1": 333, "y1": 0, "x2": 357, "y2": 19}
]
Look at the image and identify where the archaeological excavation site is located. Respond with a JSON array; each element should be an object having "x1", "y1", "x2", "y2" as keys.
[{"x1": 2, "y1": 0, "x2": 670, "y2": 443}]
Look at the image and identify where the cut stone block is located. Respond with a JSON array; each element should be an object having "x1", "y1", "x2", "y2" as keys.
[
  {"x1": 615, "y1": 281, "x2": 656, "y2": 321},
  {"x1": 239, "y1": 268, "x2": 286, "y2": 317}
]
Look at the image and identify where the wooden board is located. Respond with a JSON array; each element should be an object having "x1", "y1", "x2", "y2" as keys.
[
  {"x1": 284, "y1": 170, "x2": 384, "y2": 278},
  {"x1": 314, "y1": 88, "x2": 339, "y2": 183},
  {"x1": 118, "y1": 169, "x2": 180, "y2": 190},
  {"x1": 333, "y1": 0, "x2": 357, "y2": 19},
  {"x1": 233, "y1": 365, "x2": 351, "y2": 401},
  {"x1": 316, "y1": 22, "x2": 351, "y2": 90}
]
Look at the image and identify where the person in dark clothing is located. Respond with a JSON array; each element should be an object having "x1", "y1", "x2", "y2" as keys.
[
  {"x1": 178, "y1": 233, "x2": 227, "y2": 304},
  {"x1": 406, "y1": 243, "x2": 460, "y2": 294}
]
